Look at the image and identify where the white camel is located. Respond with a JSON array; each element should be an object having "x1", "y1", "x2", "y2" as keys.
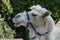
[{"x1": 13, "y1": 5, "x2": 57, "y2": 40}]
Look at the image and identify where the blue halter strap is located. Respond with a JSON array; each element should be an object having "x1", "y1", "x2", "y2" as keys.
[
  {"x1": 25, "y1": 12, "x2": 48, "y2": 39},
  {"x1": 25, "y1": 12, "x2": 37, "y2": 32}
]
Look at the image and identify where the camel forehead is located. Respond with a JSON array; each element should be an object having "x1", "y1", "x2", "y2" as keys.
[
  {"x1": 15, "y1": 12, "x2": 26, "y2": 17},
  {"x1": 15, "y1": 11, "x2": 39, "y2": 17},
  {"x1": 15, "y1": 7, "x2": 49, "y2": 18}
]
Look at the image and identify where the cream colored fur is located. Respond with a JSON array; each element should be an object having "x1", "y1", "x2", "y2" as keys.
[{"x1": 13, "y1": 5, "x2": 57, "y2": 40}]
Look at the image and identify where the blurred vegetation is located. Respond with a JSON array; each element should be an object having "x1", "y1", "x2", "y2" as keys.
[
  {"x1": 0, "y1": 0, "x2": 60, "y2": 40},
  {"x1": 0, "y1": 17, "x2": 15, "y2": 38}
]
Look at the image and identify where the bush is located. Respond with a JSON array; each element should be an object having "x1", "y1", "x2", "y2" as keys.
[{"x1": 0, "y1": 17, "x2": 15, "y2": 38}]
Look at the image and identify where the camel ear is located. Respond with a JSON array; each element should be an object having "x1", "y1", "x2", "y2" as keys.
[{"x1": 41, "y1": 11, "x2": 51, "y2": 18}]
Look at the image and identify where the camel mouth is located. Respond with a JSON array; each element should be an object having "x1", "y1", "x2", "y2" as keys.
[
  {"x1": 13, "y1": 20, "x2": 24, "y2": 27},
  {"x1": 14, "y1": 22, "x2": 26, "y2": 27},
  {"x1": 14, "y1": 22, "x2": 21, "y2": 27},
  {"x1": 15, "y1": 23, "x2": 20, "y2": 25}
]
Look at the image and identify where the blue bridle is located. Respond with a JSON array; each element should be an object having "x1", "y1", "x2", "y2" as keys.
[{"x1": 25, "y1": 12, "x2": 48, "y2": 39}]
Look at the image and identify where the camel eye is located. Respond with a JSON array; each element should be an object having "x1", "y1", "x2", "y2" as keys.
[
  {"x1": 15, "y1": 15, "x2": 21, "y2": 18},
  {"x1": 32, "y1": 13, "x2": 37, "y2": 16}
]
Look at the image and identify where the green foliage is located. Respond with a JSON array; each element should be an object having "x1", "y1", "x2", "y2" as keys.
[
  {"x1": 2, "y1": 0, "x2": 13, "y2": 13},
  {"x1": 0, "y1": 17, "x2": 15, "y2": 38},
  {"x1": 0, "y1": 0, "x2": 15, "y2": 39},
  {"x1": 0, "y1": 0, "x2": 60, "y2": 40}
]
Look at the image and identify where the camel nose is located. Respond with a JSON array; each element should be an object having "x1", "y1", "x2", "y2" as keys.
[{"x1": 12, "y1": 18, "x2": 16, "y2": 22}]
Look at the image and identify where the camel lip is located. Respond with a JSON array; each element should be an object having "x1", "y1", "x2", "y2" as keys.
[
  {"x1": 15, "y1": 23, "x2": 20, "y2": 25},
  {"x1": 14, "y1": 22, "x2": 20, "y2": 26},
  {"x1": 13, "y1": 21, "x2": 23, "y2": 24},
  {"x1": 14, "y1": 23, "x2": 26, "y2": 27},
  {"x1": 13, "y1": 21, "x2": 24, "y2": 27}
]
